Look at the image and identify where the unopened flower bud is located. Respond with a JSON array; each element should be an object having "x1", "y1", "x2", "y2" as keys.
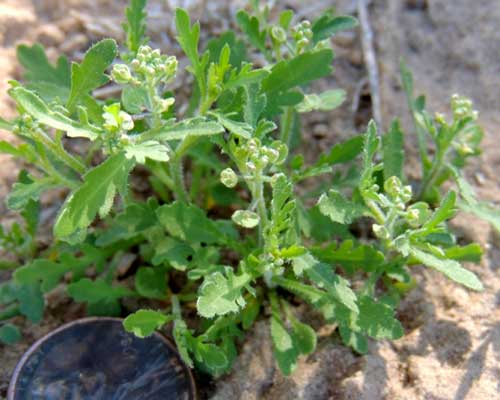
[
  {"x1": 220, "y1": 168, "x2": 238, "y2": 188},
  {"x1": 119, "y1": 111, "x2": 134, "y2": 131},
  {"x1": 271, "y1": 26, "x2": 287, "y2": 44},
  {"x1": 384, "y1": 176, "x2": 403, "y2": 198},
  {"x1": 373, "y1": 224, "x2": 390, "y2": 240},
  {"x1": 400, "y1": 185, "x2": 413, "y2": 203},
  {"x1": 111, "y1": 64, "x2": 132, "y2": 84}
]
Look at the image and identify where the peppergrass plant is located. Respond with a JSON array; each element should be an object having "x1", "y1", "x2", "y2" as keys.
[{"x1": 0, "y1": 0, "x2": 498, "y2": 375}]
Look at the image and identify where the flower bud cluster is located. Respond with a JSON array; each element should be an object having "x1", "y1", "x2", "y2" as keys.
[
  {"x1": 372, "y1": 176, "x2": 433, "y2": 240},
  {"x1": 384, "y1": 176, "x2": 412, "y2": 209},
  {"x1": 451, "y1": 94, "x2": 478, "y2": 121},
  {"x1": 292, "y1": 20, "x2": 312, "y2": 53},
  {"x1": 240, "y1": 138, "x2": 288, "y2": 172},
  {"x1": 112, "y1": 45, "x2": 178, "y2": 87}
]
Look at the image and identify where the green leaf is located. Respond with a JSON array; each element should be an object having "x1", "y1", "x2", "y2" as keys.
[
  {"x1": 241, "y1": 296, "x2": 260, "y2": 330},
  {"x1": 272, "y1": 277, "x2": 325, "y2": 306},
  {"x1": 9, "y1": 87, "x2": 101, "y2": 140},
  {"x1": 419, "y1": 191, "x2": 457, "y2": 233},
  {"x1": 235, "y1": 10, "x2": 267, "y2": 55},
  {"x1": 66, "y1": 39, "x2": 117, "y2": 112},
  {"x1": 54, "y1": 153, "x2": 134, "y2": 241},
  {"x1": 443, "y1": 243, "x2": 482, "y2": 263},
  {"x1": 15, "y1": 283, "x2": 44, "y2": 323},
  {"x1": 0, "y1": 141, "x2": 33, "y2": 159},
  {"x1": 262, "y1": 49, "x2": 334, "y2": 95},
  {"x1": 0, "y1": 323, "x2": 22, "y2": 345},
  {"x1": 141, "y1": 119, "x2": 224, "y2": 142},
  {"x1": 290, "y1": 317, "x2": 317, "y2": 355},
  {"x1": 297, "y1": 136, "x2": 363, "y2": 181},
  {"x1": 123, "y1": 0, "x2": 148, "y2": 54},
  {"x1": 314, "y1": 240, "x2": 385, "y2": 274},
  {"x1": 325, "y1": 135, "x2": 364, "y2": 165},
  {"x1": 135, "y1": 267, "x2": 167, "y2": 299},
  {"x1": 151, "y1": 237, "x2": 194, "y2": 270},
  {"x1": 7, "y1": 177, "x2": 56, "y2": 210},
  {"x1": 17, "y1": 44, "x2": 70, "y2": 101},
  {"x1": 312, "y1": 13, "x2": 359, "y2": 44},
  {"x1": 173, "y1": 317, "x2": 194, "y2": 368},
  {"x1": 410, "y1": 247, "x2": 483, "y2": 291},
  {"x1": 17, "y1": 43, "x2": 70, "y2": 86},
  {"x1": 121, "y1": 86, "x2": 148, "y2": 114},
  {"x1": 224, "y1": 64, "x2": 269, "y2": 90},
  {"x1": 296, "y1": 89, "x2": 346, "y2": 113},
  {"x1": 124, "y1": 141, "x2": 170, "y2": 164},
  {"x1": 207, "y1": 31, "x2": 247, "y2": 69},
  {"x1": 243, "y1": 84, "x2": 266, "y2": 128},
  {"x1": 123, "y1": 309, "x2": 171, "y2": 338},
  {"x1": 291, "y1": 253, "x2": 317, "y2": 276},
  {"x1": 68, "y1": 278, "x2": 135, "y2": 304},
  {"x1": 383, "y1": 119, "x2": 404, "y2": 181},
  {"x1": 270, "y1": 312, "x2": 298, "y2": 376},
  {"x1": 355, "y1": 296, "x2": 404, "y2": 339},
  {"x1": 14, "y1": 259, "x2": 74, "y2": 293},
  {"x1": 362, "y1": 120, "x2": 379, "y2": 175},
  {"x1": 157, "y1": 201, "x2": 226, "y2": 245},
  {"x1": 197, "y1": 271, "x2": 251, "y2": 318},
  {"x1": 210, "y1": 112, "x2": 252, "y2": 139},
  {"x1": 175, "y1": 8, "x2": 201, "y2": 68},
  {"x1": 339, "y1": 326, "x2": 368, "y2": 354},
  {"x1": 307, "y1": 262, "x2": 358, "y2": 312},
  {"x1": 192, "y1": 340, "x2": 229, "y2": 371},
  {"x1": 317, "y1": 190, "x2": 365, "y2": 224}
]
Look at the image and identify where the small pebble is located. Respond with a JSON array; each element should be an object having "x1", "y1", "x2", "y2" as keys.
[{"x1": 313, "y1": 123, "x2": 329, "y2": 139}]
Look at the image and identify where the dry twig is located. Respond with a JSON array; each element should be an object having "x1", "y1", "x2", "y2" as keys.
[{"x1": 357, "y1": 0, "x2": 382, "y2": 129}]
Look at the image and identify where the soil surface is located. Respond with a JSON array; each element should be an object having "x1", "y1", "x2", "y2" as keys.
[{"x1": 1, "y1": 1, "x2": 499, "y2": 399}]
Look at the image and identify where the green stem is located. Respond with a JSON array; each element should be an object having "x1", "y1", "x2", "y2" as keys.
[
  {"x1": 38, "y1": 151, "x2": 78, "y2": 190},
  {"x1": 279, "y1": 106, "x2": 295, "y2": 148},
  {"x1": 32, "y1": 128, "x2": 86, "y2": 174},
  {"x1": 171, "y1": 295, "x2": 182, "y2": 318},
  {"x1": 417, "y1": 154, "x2": 444, "y2": 200},
  {"x1": 364, "y1": 198, "x2": 386, "y2": 225},
  {"x1": 252, "y1": 173, "x2": 269, "y2": 249},
  {"x1": 170, "y1": 156, "x2": 189, "y2": 202}
]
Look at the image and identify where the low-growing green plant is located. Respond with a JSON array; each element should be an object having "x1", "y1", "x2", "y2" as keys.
[{"x1": 0, "y1": 0, "x2": 498, "y2": 373}]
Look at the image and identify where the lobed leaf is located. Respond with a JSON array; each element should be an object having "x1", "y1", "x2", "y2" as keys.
[
  {"x1": 123, "y1": 0, "x2": 148, "y2": 54},
  {"x1": 317, "y1": 189, "x2": 365, "y2": 224},
  {"x1": 0, "y1": 324, "x2": 22, "y2": 345},
  {"x1": 54, "y1": 153, "x2": 135, "y2": 242},
  {"x1": 66, "y1": 39, "x2": 117, "y2": 112},
  {"x1": 123, "y1": 309, "x2": 171, "y2": 338},
  {"x1": 383, "y1": 119, "x2": 404, "y2": 181},
  {"x1": 9, "y1": 87, "x2": 101, "y2": 140},
  {"x1": 410, "y1": 247, "x2": 483, "y2": 291},
  {"x1": 197, "y1": 271, "x2": 251, "y2": 318},
  {"x1": 312, "y1": 13, "x2": 359, "y2": 44}
]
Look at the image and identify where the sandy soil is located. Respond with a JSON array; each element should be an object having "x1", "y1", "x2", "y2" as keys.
[{"x1": 0, "y1": 1, "x2": 499, "y2": 399}]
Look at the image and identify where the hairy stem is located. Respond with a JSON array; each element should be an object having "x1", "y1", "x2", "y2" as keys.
[
  {"x1": 170, "y1": 156, "x2": 189, "y2": 202},
  {"x1": 32, "y1": 128, "x2": 86, "y2": 174},
  {"x1": 279, "y1": 106, "x2": 295, "y2": 149}
]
